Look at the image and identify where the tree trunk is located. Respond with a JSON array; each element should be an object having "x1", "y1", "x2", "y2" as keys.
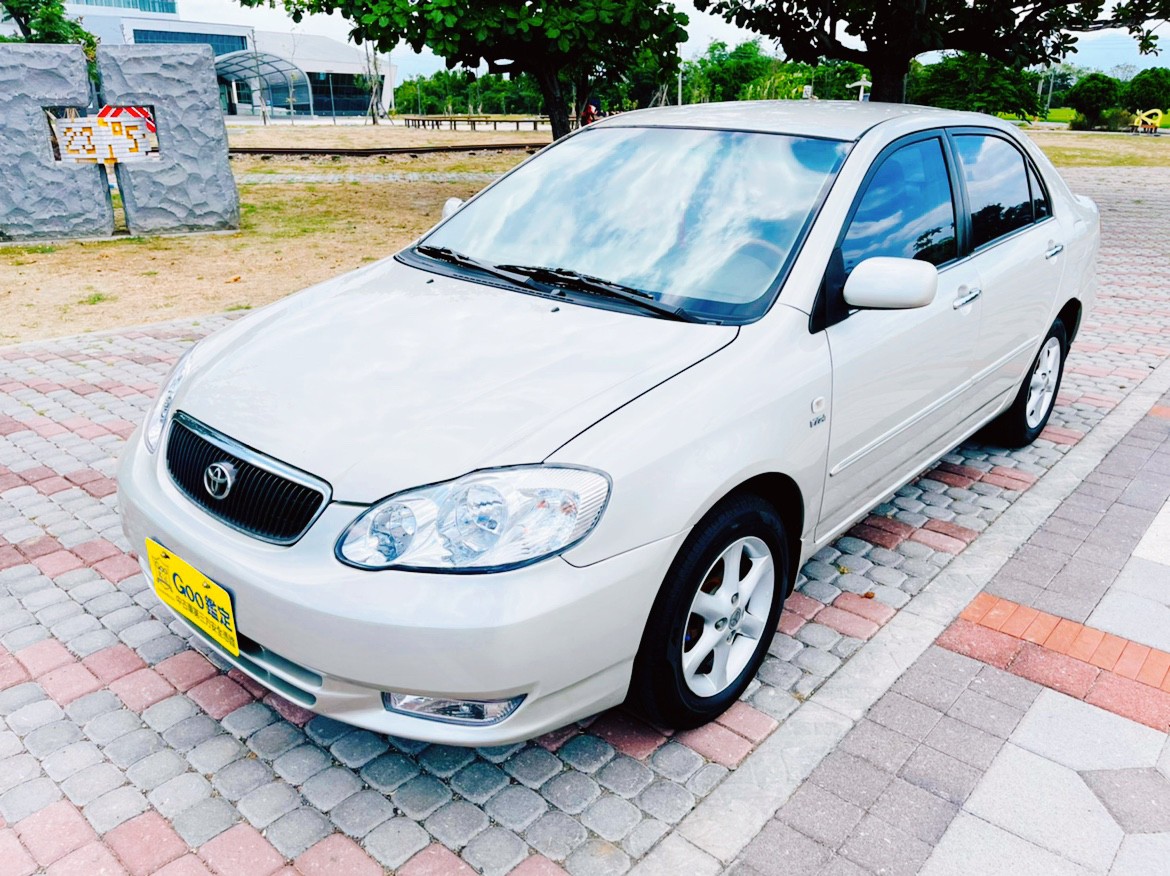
[
  {"x1": 532, "y1": 63, "x2": 572, "y2": 140},
  {"x1": 868, "y1": 55, "x2": 911, "y2": 103}
]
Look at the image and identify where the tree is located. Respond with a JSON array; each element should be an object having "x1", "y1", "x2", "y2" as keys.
[
  {"x1": 1, "y1": 0, "x2": 95, "y2": 59},
  {"x1": 1066, "y1": 71, "x2": 1121, "y2": 125},
  {"x1": 695, "y1": 0, "x2": 1170, "y2": 103},
  {"x1": 1124, "y1": 67, "x2": 1170, "y2": 110},
  {"x1": 907, "y1": 53, "x2": 1040, "y2": 117},
  {"x1": 243, "y1": 0, "x2": 689, "y2": 139}
]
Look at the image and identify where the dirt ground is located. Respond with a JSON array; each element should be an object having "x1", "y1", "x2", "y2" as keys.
[
  {"x1": 226, "y1": 120, "x2": 550, "y2": 150},
  {"x1": 0, "y1": 126, "x2": 1164, "y2": 346}
]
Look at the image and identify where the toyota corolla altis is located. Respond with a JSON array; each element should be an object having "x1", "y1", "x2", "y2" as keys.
[{"x1": 118, "y1": 101, "x2": 1099, "y2": 744}]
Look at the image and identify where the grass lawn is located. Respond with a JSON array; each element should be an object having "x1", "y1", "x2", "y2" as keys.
[{"x1": 0, "y1": 125, "x2": 1163, "y2": 346}]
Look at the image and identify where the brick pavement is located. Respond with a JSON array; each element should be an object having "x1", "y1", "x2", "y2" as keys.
[{"x1": 0, "y1": 166, "x2": 1168, "y2": 874}]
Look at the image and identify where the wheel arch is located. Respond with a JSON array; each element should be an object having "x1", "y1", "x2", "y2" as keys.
[
  {"x1": 1057, "y1": 298, "x2": 1082, "y2": 345},
  {"x1": 725, "y1": 472, "x2": 806, "y2": 594}
]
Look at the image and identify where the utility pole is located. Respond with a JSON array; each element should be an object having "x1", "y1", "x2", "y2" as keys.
[{"x1": 677, "y1": 57, "x2": 683, "y2": 105}]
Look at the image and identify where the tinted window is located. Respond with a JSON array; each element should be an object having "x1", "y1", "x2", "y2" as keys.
[
  {"x1": 955, "y1": 135, "x2": 1033, "y2": 248},
  {"x1": 1028, "y1": 164, "x2": 1051, "y2": 221},
  {"x1": 841, "y1": 138, "x2": 956, "y2": 274}
]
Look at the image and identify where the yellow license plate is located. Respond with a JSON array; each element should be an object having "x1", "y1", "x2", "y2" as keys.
[{"x1": 146, "y1": 539, "x2": 240, "y2": 657}]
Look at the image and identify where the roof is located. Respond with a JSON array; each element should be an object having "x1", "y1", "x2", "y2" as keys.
[
  {"x1": 592, "y1": 100, "x2": 1011, "y2": 141},
  {"x1": 253, "y1": 30, "x2": 387, "y2": 77}
]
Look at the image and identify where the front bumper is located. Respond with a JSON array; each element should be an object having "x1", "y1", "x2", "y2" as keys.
[{"x1": 117, "y1": 429, "x2": 686, "y2": 745}]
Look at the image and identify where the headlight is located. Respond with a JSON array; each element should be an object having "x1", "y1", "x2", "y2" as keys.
[
  {"x1": 143, "y1": 348, "x2": 194, "y2": 453},
  {"x1": 336, "y1": 466, "x2": 610, "y2": 572}
]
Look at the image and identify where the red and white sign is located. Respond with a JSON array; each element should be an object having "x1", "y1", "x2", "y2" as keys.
[{"x1": 97, "y1": 104, "x2": 156, "y2": 133}]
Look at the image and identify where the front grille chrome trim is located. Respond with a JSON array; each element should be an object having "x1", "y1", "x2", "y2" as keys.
[{"x1": 167, "y1": 411, "x2": 332, "y2": 546}]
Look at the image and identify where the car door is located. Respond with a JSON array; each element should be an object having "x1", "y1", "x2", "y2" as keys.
[
  {"x1": 948, "y1": 130, "x2": 1067, "y2": 408},
  {"x1": 816, "y1": 133, "x2": 983, "y2": 540}
]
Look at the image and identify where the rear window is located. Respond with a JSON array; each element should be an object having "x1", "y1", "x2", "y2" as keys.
[{"x1": 954, "y1": 135, "x2": 1034, "y2": 248}]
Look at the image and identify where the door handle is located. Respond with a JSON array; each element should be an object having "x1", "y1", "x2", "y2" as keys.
[
  {"x1": 1045, "y1": 243, "x2": 1065, "y2": 259},
  {"x1": 953, "y1": 288, "x2": 982, "y2": 309}
]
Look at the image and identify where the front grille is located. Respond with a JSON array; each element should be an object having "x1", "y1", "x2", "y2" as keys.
[{"x1": 165, "y1": 412, "x2": 330, "y2": 545}]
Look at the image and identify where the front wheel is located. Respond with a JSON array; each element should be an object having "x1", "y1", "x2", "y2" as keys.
[
  {"x1": 987, "y1": 319, "x2": 1067, "y2": 448},
  {"x1": 627, "y1": 494, "x2": 788, "y2": 729}
]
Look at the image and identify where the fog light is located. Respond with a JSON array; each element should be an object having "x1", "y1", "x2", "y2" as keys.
[{"x1": 383, "y1": 692, "x2": 524, "y2": 726}]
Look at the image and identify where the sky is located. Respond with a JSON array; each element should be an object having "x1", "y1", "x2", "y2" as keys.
[{"x1": 121, "y1": 0, "x2": 1170, "y2": 82}]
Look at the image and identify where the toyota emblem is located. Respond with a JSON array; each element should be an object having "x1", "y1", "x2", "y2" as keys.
[{"x1": 203, "y1": 462, "x2": 237, "y2": 501}]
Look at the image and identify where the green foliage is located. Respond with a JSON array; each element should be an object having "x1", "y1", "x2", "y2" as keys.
[
  {"x1": 394, "y1": 69, "x2": 544, "y2": 115},
  {"x1": 1123, "y1": 67, "x2": 1170, "y2": 111},
  {"x1": 1, "y1": 0, "x2": 96, "y2": 59},
  {"x1": 696, "y1": 0, "x2": 1170, "y2": 103},
  {"x1": 906, "y1": 53, "x2": 1040, "y2": 117},
  {"x1": 1066, "y1": 72, "x2": 1121, "y2": 125},
  {"x1": 244, "y1": 0, "x2": 689, "y2": 137}
]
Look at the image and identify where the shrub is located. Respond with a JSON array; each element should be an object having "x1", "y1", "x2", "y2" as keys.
[{"x1": 1066, "y1": 73, "x2": 1121, "y2": 126}]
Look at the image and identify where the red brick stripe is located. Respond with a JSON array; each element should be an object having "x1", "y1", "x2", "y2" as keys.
[{"x1": 939, "y1": 593, "x2": 1170, "y2": 730}]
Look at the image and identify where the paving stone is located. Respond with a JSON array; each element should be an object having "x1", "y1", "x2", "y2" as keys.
[
  {"x1": 581, "y1": 794, "x2": 641, "y2": 842},
  {"x1": 622, "y1": 816, "x2": 669, "y2": 858},
  {"x1": 425, "y1": 799, "x2": 489, "y2": 850},
  {"x1": 923, "y1": 715, "x2": 1004, "y2": 771},
  {"x1": 463, "y1": 826, "x2": 528, "y2": 876},
  {"x1": 392, "y1": 774, "x2": 452, "y2": 820},
  {"x1": 364, "y1": 816, "x2": 431, "y2": 869},
  {"x1": 869, "y1": 777, "x2": 958, "y2": 845},
  {"x1": 559, "y1": 735, "x2": 616, "y2": 775},
  {"x1": 418, "y1": 743, "x2": 476, "y2": 779},
  {"x1": 840, "y1": 813, "x2": 932, "y2": 876},
  {"x1": 361, "y1": 752, "x2": 420, "y2": 794},
  {"x1": 796, "y1": 623, "x2": 842, "y2": 651},
  {"x1": 126, "y1": 748, "x2": 188, "y2": 791},
  {"x1": 597, "y1": 756, "x2": 654, "y2": 799},
  {"x1": 526, "y1": 810, "x2": 589, "y2": 862},
  {"x1": 302, "y1": 766, "x2": 362, "y2": 811},
  {"x1": 25, "y1": 720, "x2": 82, "y2": 758},
  {"x1": 891, "y1": 667, "x2": 966, "y2": 713},
  {"x1": 105, "y1": 728, "x2": 164, "y2": 768},
  {"x1": 0, "y1": 775, "x2": 61, "y2": 822},
  {"x1": 61, "y1": 762, "x2": 124, "y2": 806},
  {"x1": 9, "y1": 698, "x2": 64, "y2": 735},
  {"x1": 685, "y1": 762, "x2": 729, "y2": 798},
  {"x1": 740, "y1": 820, "x2": 833, "y2": 875},
  {"x1": 304, "y1": 715, "x2": 351, "y2": 747},
  {"x1": 0, "y1": 754, "x2": 42, "y2": 795},
  {"x1": 506, "y1": 746, "x2": 563, "y2": 789},
  {"x1": 273, "y1": 742, "x2": 331, "y2": 785},
  {"x1": 246, "y1": 721, "x2": 303, "y2": 760},
  {"x1": 221, "y1": 702, "x2": 276, "y2": 738},
  {"x1": 330, "y1": 788, "x2": 395, "y2": 838},
  {"x1": 331, "y1": 730, "x2": 389, "y2": 769},
  {"x1": 141, "y1": 695, "x2": 196, "y2": 733},
  {"x1": 867, "y1": 692, "x2": 943, "y2": 742},
  {"x1": 1081, "y1": 767, "x2": 1170, "y2": 833},
  {"x1": 42, "y1": 739, "x2": 102, "y2": 781},
  {"x1": 777, "y1": 781, "x2": 864, "y2": 848},
  {"x1": 946, "y1": 690, "x2": 1025, "y2": 739},
  {"x1": 66, "y1": 690, "x2": 120, "y2": 724},
  {"x1": 650, "y1": 742, "x2": 704, "y2": 783},
  {"x1": 265, "y1": 806, "x2": 332, "y2": 859},
  {"x1": 84, "y1": 785, "x2": 148, "y2": 833},
  {"x1": 450, "y1": 761, "x2": 509, "y2": 805},
  {"x1": 810, "y1": 751, "x2": 893, "y2": 808},
  {"x1": 238, "y1": 779, "x2": 300, "y2": 828},
  {"x1": 148, "y1": 771, "x2": 211, "y2": 817},
  {"x1": 486, "y1": 783, "x2": 547, "y2": 832},
  {"x1": 898, "y1": 745, "x2": 982, "y2": 806},
  {"x1": 543, "y1": 770, "x2": 601, "y2": 815},
  {"x1": 636, "y1": 779, "x2": 694, "y2": 825},
  {"x1": 84, "y1": 708, "x2": 141, "y2": 745},
  {"x1": 187, "y1": 734, "x2": 245, "y2": 775},
  {"x1": 565, "y1": 837, "x2": 631, "y2": 876},
  {"x1": 213, "y1": 757, "x2": 275, "y2": 802}
]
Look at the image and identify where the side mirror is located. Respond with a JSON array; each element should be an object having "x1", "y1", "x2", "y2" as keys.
[
  {"x1": 441, "y1": 197, "x2": 464, "y2": 220},
  {"x1": 843, "y1": 257, "x2": 938, "y2": 310}
]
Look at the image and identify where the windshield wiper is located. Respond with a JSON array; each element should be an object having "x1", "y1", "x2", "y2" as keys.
[
  {"x1": 495, "y1": 264, "x2": 699, "y2": 323},
  {"x1": 415, "y1": 245, "x2": 544, "y2": 290}
]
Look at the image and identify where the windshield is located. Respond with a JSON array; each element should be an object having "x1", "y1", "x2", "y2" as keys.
[{"x1": 418, "y1": 126, "x2": 849, "y2": 322}]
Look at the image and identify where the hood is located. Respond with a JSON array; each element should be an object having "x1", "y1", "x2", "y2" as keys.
[{"x1": 176, "y1": 258, "x2": 738, "y2": 502}]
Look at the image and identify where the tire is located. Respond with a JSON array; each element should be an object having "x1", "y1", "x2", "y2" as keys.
[
  {"x1": 987, "y1": 319, "x2": 1068, "y2": 448},
  {"x1": 627, "y1": 494, "x2": 788, "y2": 729}
]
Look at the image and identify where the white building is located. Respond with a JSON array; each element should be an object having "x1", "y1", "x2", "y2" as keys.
[{"x1": 63, "y1": 0, "x2": 395, "y2": 116}]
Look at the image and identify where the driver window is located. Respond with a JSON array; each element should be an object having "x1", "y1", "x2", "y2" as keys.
[{"x1": 841, "y1": 139, "x2": 957, "y2": 275}]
